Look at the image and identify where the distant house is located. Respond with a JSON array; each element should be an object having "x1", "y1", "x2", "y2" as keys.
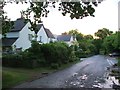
[
  {"x1": 36, "y1": 24, "x2": 56, "y2": 44},
  {"x1": 2, "y1": 18, "x2": 35, "y2": 52},
  {"x1": 57, "y1": 35, "x2": 77, "y2": 46}
]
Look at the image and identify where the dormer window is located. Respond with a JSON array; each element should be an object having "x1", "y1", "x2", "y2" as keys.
[{"x1": 28, "y1": 34, "x2": 33, "y2": 41}]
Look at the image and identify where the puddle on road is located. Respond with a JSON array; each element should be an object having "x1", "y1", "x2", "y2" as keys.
[
  {"x1": 92, "y1": 84, "x2": 102, "y2": 88},
  {"x1": 102, "y1": 76, "x2": 120, "y2": 88},
  {"x1": 101, "y1": 66, "x2": 120, "y2": 88},
  {"x1": 81, "y1": 74, "x2": 88, "y2": 80},
  {"x1": 72, "y1": 73, "x2": 78, "y2": 77},
  {"x1": 76, "y1": 74, "x2": 88, "y2": 80},
  {"x1": 92, "y1": 76, "x2": 120, "y2": 88},
  {"x1": 66, "y1": 74, "x2": 89, "y2": 87},
  {"x1": 66, "y1": 75, "x2": 120, "y2": 88},
  {"x1": 66, "y1": 70, "x2": 120, "y2": 88},
  {"x1": 94, "y1": 80, "x2": 99, "y2": 83},
  {"x1": 70, "y1": 81, "x2": 80, "y2": 86},
  {"x1": 80, "y1": 85, "x2": 84, "y2": 87},
  {"x1": 69, "y1": 81, "x2": 85, "y2": 87}
]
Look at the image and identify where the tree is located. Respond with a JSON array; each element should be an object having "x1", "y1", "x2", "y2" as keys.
[
  {"x1": 2, "y1": 18, "x2": 14, "y2": 37},
  {"x1": 84, "y1": 34, "x2": 93, "y2": 40},
  {"x1": 62, "y1": 32, "x2": 68, "y2": 35},
  {"x1": 113, "y1": 31, "x2": 120, "y2": 51},
  {"x1": 22, "y1": 1, "x2": 103, "y2": 20},
  {"x1": 68, "y1": 29, "x2": 79, "y2": 35},
  {"x1": 102, "y1": 35, "x2": 115, "y2": 53},
  {"x1": 94, "y1": 28, "x2": 113, "y2": 54},
  {"x1": 68, "y1": 29, "x2": 84, "y2": 41},
  {"x1": 1, "y1": 0, "x2": 104, "y2": 35},
  {"x1": 78, "y1": 38, "x2": 97, "y2": 57},
  {"x1": 1, "y1": 2, "x2": 14, "y2": 37},
  {"x1": 102, "y1": 31, "x2": 120, "y2": 54},
  {"x1": 94, "y1": 28, "x2": 113, "y2": 40},
  {"x1": 92, "y1": 39, "x2": 102, "y2": 54}
]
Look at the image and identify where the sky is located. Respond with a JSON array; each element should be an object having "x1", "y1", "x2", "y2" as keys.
[{"x1": 3, "y1": 0, "x2": 120, "y2": 35}]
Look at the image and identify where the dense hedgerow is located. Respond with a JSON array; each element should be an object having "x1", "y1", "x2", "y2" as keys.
[{"x1": 3, "y1": 41, "x2": 77, "y2": 69}]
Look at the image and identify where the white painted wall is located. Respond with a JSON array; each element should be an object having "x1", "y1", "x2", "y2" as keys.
[
  {"x1": 12, "y1": 22, "x2": 35, "y2": 51},
  {"x1": 37, "y1": 26, "x2": 49, "y2": 44},
  {"x1": 6, "y1": 32, "x2": 19, "y2": 38},
  {"x1": 47, "y1": 38, "x2": 57, "y2": 43},
  {"x1": 51, "y1": 38, "x2": 57, "y2": 42},
  {"x1": 0, "y1": 34, "x2": 2, "y2": 39},
  {"x1": 37, "y1": 26, "x2": 57, "y2": 43},
  {"x1": 70, "y1": 36, "x2": 74, "y2": 42},
  {"x1": 65, "y1": 36, "x2": 74, "y2": 46}
]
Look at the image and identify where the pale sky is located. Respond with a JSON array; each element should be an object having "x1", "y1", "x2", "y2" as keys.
[{"x1": 4, "y1": 0, "x2": 120, "y2": 35}]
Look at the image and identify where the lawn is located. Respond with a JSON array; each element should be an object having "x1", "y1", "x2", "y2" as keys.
[
  {"x1": 2, "y1": 67, "x2": 55, "y2": 88},
  {"x1": 2, "y1": 59, "x2": 81, "y2": 89},
  {"x1": 2, "y1": 69, "x2": 28, "y2": 88}
]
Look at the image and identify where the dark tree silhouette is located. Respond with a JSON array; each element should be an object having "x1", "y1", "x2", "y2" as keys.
[{"x1": 1, "y1": 0, "x2": 104, "y2": 35}]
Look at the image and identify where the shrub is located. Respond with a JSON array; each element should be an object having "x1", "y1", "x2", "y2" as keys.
[
  {"x1": 41, "y1": 42, "x2": 72, "y2": 66},
  {"x1": 2, "y1": 52, "x2": 44, "y2": 68},
  {"x1": 2, "y1": 41, "x2": 78, "y2": 69},
  {"x1": 2, "y1": 54, "x2": 22, "y2": 67},
  {"x1": 51, "y1": 63, "x2": 59, "y2": 69}
]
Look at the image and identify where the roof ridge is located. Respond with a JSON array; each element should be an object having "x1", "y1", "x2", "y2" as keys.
[
  {"x1": 10, "y1": 18, "x2": 27, "y2": 32},
  {"x1": 44, "y1": 28, "x2": 55, "y2": 39},
  {"x1": 57, "y1": 35, "x2": 71, "y2": 41}
]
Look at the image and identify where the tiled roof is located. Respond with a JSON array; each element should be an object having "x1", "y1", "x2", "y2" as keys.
[
  {"x1": 57, "y1": 35, "x2": 72, "y2": 41},
  {"x1": 10, "y1": 18, "x2": 27, "y2": 32},
  {"x1": 37, "y1": 24, "x2": 55, "y2": 39},
  {"x1": 2, "y1": 38, "x2": 18, "y2": 46},
  {"x1": 45, "y1": 28, "x2": 55, "y2": 38},
  {"x1": 36, "y1": 24, "x2": 43, "y2": 30}
]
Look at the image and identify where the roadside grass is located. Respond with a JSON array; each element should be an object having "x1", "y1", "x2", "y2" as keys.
[
  {"x1": 2, "y1": 70, "x2": 28, "y2": 88},
  {"x1": 2, "y1": 59, "x2": 81, "y2": 88},
  {"x1": 2, "y1": 67, "x2": 56, "y2": 88}
]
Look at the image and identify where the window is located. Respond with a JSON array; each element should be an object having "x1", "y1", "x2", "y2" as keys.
[
  {"x1": 39, "y1": 36, "x2": 42, "y2": 42},
  {"x1": 28, "y1": 34, "x2": 33, "y2": 41}
]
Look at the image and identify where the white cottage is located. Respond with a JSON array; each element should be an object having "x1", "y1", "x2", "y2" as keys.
[
  {"x1": 36, "y1": 24, "x2": 56, "y2": 44},
  {"x1": 57, "y1": 35, "x2": 77, "y2": 46},
  {"x1": 2, "y1": 18, "x2": 35, "y2": 51}
]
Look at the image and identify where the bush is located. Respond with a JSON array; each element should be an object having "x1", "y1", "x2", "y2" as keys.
[
  {"x1": 2, "y1": 52, "x2": 44, "y2": 68},
  {"x1": 2, "y1": 54, "x2": 22, "y2": 67},
  {"x1": 20, "y1": 41, "x2": 45, "y2": 68},
  {"x1": 41, "y1": 42, "x2": 71, "y2": 66},
  {"x1": 2, "y1": 41, "x2": 78, "y2": 69},
  {"x1": 51, "y1": 63, "x2": 59, "y2": 69}
]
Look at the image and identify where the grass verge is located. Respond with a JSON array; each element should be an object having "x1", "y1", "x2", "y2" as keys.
[{"x1": 2, "y1": 59, "x2": 81, "y2": 88}]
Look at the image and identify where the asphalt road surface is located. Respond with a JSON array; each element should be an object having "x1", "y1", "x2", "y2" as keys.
[{"x1": 14, "y1": 55, "x2": 117, "y2": 88}]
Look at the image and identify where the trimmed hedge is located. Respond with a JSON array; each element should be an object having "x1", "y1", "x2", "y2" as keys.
[
  {"x1": 2, "y1": 41, "x2": 77, "y2": 69},
  {"x1": 2, "y1": 54, "x2": 41, "y2": 68},
  {"x1": 2, "y1": 54, "x2": 22, "y2": 67}
]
